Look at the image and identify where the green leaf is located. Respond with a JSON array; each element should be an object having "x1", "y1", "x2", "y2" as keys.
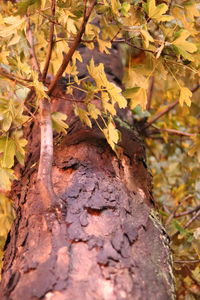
[{"x1": 17, "y1": 0, "x2": 40, "y2": 15}]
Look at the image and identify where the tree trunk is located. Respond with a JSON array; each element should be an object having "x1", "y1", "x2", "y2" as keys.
[{"x1": 0, "y1": 119, "x2": 175, "y2": 300}]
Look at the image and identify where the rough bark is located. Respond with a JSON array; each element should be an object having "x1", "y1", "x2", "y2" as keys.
[{"x1": 0, "y1": 117, "x2": 175, "y2": 300}]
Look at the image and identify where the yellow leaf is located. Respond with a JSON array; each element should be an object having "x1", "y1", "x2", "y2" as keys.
[
  {"x1": 0, "y1": 17, "x2": 25, "y2": 37},
  {"x1": 51, "y1": 112, "x2": 68, "y2": 134},
  {"x1": 87, "y1": 59, "x2": 108, "y2": 88},
  {"x1": 87, "y1": 104, "x2": 101, "y2": 120},
  {"x1": 184, "y1": 2, "x2": 200, "y2": 21},
  {"x1": 129, "y1": 87, "x2": 147, "y2": 110},
  {"x1": 0, "y1": 167, "x2": 16, "y2": 192},
  {"x1": 74, "y1": 106, "x2": 92, "y2": 128},
  {"x1": 103, "y1": 119, "x2": 120, "y2": 151},
  {"x1": 101, "y1": 92, "x2": 116, "y2": 115},
  {"x1": 140, "y1": 28, "x2": 154, "y2": 48},
  {"x1": 87, "y1": 59, "x2": 127, "y2": 109},
  {"x1": 188, "y1": 136, "x2": 200, "y2": 163},
  {"x1": 107, "y1": 83, "x2": 127, "y2": 109},
  {"x1": 111, "y1": 0, "x2": 121, "y2": 16},
  {"x1": 146, "y1": 0, "x2": 173, "y2": 22},
  {"x1": 172, "y1": 30, "x2": 197, "y2": 54},
  {"x1": 179, "y1": 87, "x2": 192, "y2": 107},
  {"x1": 97, "y1": 38, "x2": 111, "y2": 54}
]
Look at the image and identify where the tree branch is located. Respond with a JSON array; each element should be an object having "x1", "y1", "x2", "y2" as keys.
[
  {"x1": 47, "y1": 0, "x2": 97, "y2": 96},
  {"x1": 146, "y1": 76, "x2": 154, "y2": 111},
  {"x1": 145, "y1": 100, "x2": 178, "y2": 129},
  {"x1": 174, "y1": 259, "x2": 200, "y2": 264},
  {"x1": 174, "y1": 205, "x2": 200, "y2": 218},
  {"x1": 37, "y1": 0, "x2": 97, "y2": 209},
  {"x1": 153, "y1": 126, "x2": 196, "y2": 137},
  {"x1": 170, "y1": 209, "x2": 200, "y2": 240},
  {"x1": 26, "y1": 16, "x2": 42, "y2": 77},
  {"x1": 41, "y1": 0, "x2": 56, "y2": 81},
  {"x1": 145, "y1": 84, "x2": 200, "y2": 129},
  {"x1": 0, "y1": 67, "x2": 31, "y2": 88}
]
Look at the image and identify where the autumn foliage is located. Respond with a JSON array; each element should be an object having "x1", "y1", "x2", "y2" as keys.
[{"x1": 0, "y1": 0, "x2": 199, "y2": 298}]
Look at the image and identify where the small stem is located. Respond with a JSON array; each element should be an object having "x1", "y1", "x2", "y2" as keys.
[
  {"x1": 37, "y1": 98, "x2": 58, "y2": 208},
  {"x1": 26, "y1": 16, "x2": 42, "y2": 77},
  {"x1": 153, "y1": 126, "x2": 196, "y2": 137},
  {"x1": 0, "y1": 67, "x2": 31, "y2": 88},
  {"x1": 146, "y1": 76, "x2": 154, "y2": 111},
  {"x1": 174, "y1": 205, "x2": 200, "y2": 218},
  {"x1": 41, "y1": 0, "x2": 56, "y2": 81}
]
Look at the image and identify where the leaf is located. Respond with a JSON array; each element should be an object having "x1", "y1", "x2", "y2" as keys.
[
  {"x1": 17, "y1": 0, "x2": 40, "y2": 15},
  {"x1": 188, "y1": 135, "x2": 200, "y2": 163},
  {"x1": 74, "y1": 106, "x2": 92, "y2": 128},
  {"x1": 0, "y1": 16, "x2": 25, "y2": 37},
  {"x1": 87, "y1": 59, "x2": 127, "y2": 109},
  {"x1": 101, "y1": 92, "x2": 116, "y2": 115},
  {"x1": 123, "y1": 87, "x2": 147, "y2": 110},
  {"x1": 87, "y1": 104, "x2": 101, "y2": 120},
  {"x1": 103, "y1": 119, "x2": 120, "y2": 151},
  {"x1": 179, "y1": 86, "x2": 192, "y2": 107},
  {"x1": 172, "y1": 30, "x2": 197, "y2": 61},
  {"x1": 97, "y1": 38, "x2": 111, "y2": 54},
  {"x1": 140, "y1": 28, "x2": 154, "y2": 48},
  {"x1": 51, "y1": 112, "x2": 68, "y2": 134},
  {"x1": 31, "y1": 71, "x2": 49, "y2": 100},
  {"x1": 0, "y1": 167, "x2": 16, "y2": 192},
  {"x1": 145, "y1": 0, "x2": 173, "y2": 22},
  {"x1": 12, "y1": 131, "x2": 28, "y2": 165},
  {"x1": 0, "y1": 137, "x2": 15, "y2": 168},
  {"x1": 87, "y1": 58, "x2": 108, "y2": 89},
  {"x1": 107, "y1": 83, "x2": 127, "y2": 109}
]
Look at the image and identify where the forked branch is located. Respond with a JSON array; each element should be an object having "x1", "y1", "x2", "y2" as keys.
[{"x1": 37, "y1": 0, "x2": 97, "y2": 209}]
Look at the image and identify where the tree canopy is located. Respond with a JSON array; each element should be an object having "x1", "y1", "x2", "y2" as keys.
[{"x1": 0, "y1": 0, "x2": 199, "y2": 298}]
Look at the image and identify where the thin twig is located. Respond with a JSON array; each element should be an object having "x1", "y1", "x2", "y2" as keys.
[
  {"x1": 184, "y1": 209, "x2": 200, "y2": 228},
  {"x1": 0, "y1": 67, "x2": 31, "y2": 88},
  {"x1": 165, "y1": 195, "x2": 193, "y2": 225},
  {"x1": 26, "y1": 16, "x2": 42, "y2": 77},
  {"x1": 146, "y1": 76, "x2": 154, "y2": 111},
  {"x1": 170, "y1": 209, "x2": 200, "y2": 240},
  {"x1": 145, "y1": 100, "x2": 178, "y2": 129},
  {"x1": 42, "y1": 0, "x2": 56, "y2": 81},
  {"x1": 174, "y1": 259, "x2": 200, "y2": 264},
  {"x1": 116, "y1": 39, "x2": 155, "y2": 54},
  {"x1": 153, "y1": 126, "x2": 196, "y2": 137},
  {"x1": 174, "y1": 205, "x2": 200, "y2": 218}
]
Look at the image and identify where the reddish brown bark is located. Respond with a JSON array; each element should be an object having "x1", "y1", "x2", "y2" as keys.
[{"x1": 0, "y1": 117, "x2": 175, "y2": 300}]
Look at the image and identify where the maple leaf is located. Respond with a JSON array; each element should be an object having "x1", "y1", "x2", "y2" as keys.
[
  {"x1": 145, "y1": 0, "x2": 173, "y2": 22},
  {"x1": 172, "y1": 30, "x2": 197, "y2": 61},
  {"x1": 179, "y1": 87, "x2": 192, "y2": 107}
]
